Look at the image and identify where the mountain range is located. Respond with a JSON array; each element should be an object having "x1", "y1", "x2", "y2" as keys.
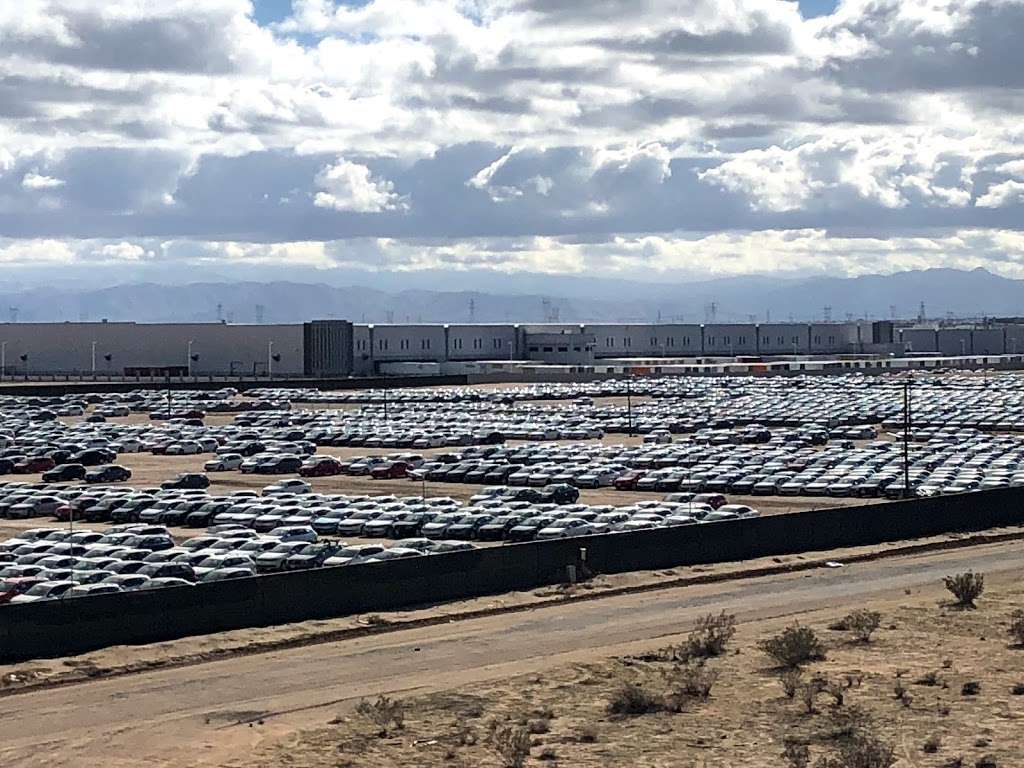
[{"x1": 0, "y1": 267, "x2": 1016, "y2": 324}]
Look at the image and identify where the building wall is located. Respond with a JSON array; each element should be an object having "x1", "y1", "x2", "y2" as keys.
[
  {"x1": 757, "y1": 324, "x2": 809, "y2": 354},
  {"x1": 936, "y1": 329, "x2": 973, "y2": 356},
  {"x1": 0, "y1": 322, "x2": 303, "y2": 375},
  {"x1": 585, "y1": 323, "x2": 702, "y2": 358},
  {"x1": 447, "y1": 324, "x2": 518, "y2": 361},
  {"x1": 303, "y1": 321, "x2": 354, "y2": 376},
  {"x1": 971, "y1": 328, "x2": 1005, "y2": 355},
  {"x1": 702, "y1": 324, "x2": 758, "y2": 355},
  {"x1": 523, "y1": 332, "x2": 595, "y2": 364},
  {"x1": 900, "y1": 328, "x2": 938, "y2": 353},
  {"x1": 809, "y1": 323, "x2": 855, "y2": 354}
]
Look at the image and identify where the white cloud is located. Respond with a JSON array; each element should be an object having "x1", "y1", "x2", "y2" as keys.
[
  {"x1": 21, "y1": 172, "x2": 66, "y2": 190},
  {"x1": 313, "y1": 159, "x2": 406, "y2": 213},
  {"x1": 976, "y1": 179, "x2": 1024, "y2": 208}
]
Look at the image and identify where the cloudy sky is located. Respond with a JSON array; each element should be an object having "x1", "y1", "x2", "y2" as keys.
[{"x1": 3, "y1": 0, "x2": 1024, "y2": 284}]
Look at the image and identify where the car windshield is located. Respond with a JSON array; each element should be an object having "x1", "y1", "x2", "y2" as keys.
[{"x1": 24, "y1": 583, "x2": 60, "y2": 596}]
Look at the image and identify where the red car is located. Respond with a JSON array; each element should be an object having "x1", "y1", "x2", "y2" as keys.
[
  {"x1": 370, "y1": 461, "x2": 411, "y2": 480},
  {"x1": 693, "y1": 493, "x2": 727, "y2": 510},
  {"x1": 14, "y1": 457, "x2": 56, "y2": 474},
  {"x1": 298, "y1": 457, "x2": 343, "y2": 477},
  {"x1": 613, "y1": 470, "x2": 645, "y2": 491},
  {"x1": 0, "y1": 577, "x2": 46, "y2": 604}
]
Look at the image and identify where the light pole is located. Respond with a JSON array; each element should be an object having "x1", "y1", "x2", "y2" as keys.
[
  {"x1": 626, "y1": 371, "x2": 634, "y2": 437},
  {"x1": 91, "y1": 341, "x2": 97, "y2": 375},
  {"x1": 267, "y1": 341, "x2": 274, "y2": 378},
  {"x1": 187, "y1": 340, "x2": 195, "y2": 377},
  {"x1": 1, "y1": 341, "x2": 6, "y2": 379},
  {"x1": 902, "y1": 376, "x2": 912, "y2": 499}
]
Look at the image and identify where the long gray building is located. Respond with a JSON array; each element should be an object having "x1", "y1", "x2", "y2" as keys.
[{"x1": 0, "y1": 319, "x2": 907, "y2": 377}]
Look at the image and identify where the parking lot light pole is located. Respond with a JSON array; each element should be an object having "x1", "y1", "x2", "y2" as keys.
[
  {"x1": 1, "y1": 341, "x2": 6, "y2": 379},
  {"x1": 187, "y1": 340, "x2": 194, "y2": 377},
  {"x1": 626, "y1": 371, "x2": 634, "y2": 437},
  {"x1": 902, "y1": 378, "x2": 912, "y2": 499},
  {"x1": 91, "y1": 341, "x2": 97, "y2": 375},
  {"x1": 267, "y1": 340, "x2": 274, "y2": 378}
]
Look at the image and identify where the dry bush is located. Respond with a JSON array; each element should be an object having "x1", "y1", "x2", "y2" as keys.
[
  {"x1": 606, "y1": 681, "x2": 662, "y2": 715},
  {"x1": 666, "y1": 662, "x2": 718, "y2": 707},
  {"x1": 961, "y1": 681, "x2": 981, "y2": 696},
  {"x1": 354, "y1": 695, "x2": 404, "y2": 737},
  {"x1": 816, "y1": 705, "x2": 871, "y2": 744},
  {"x1": 923, "y1": 735, "x2": 942, "y2": 754},
  {"x1": 814, "y1": 733, "x2": 897, "y2": 768},
  {"x1": 576, "y1": 724, "x2": 598, "y2": 743},
  {"x1": 1012, "y1": 683, "x2": 1024, "y2": 696},
  {"x1": 780, "y1": 668, "x2": 804, "y2": 699},
  {"x1": 537, "y1": 746, "x2": 558, "y2": 762},
  {"x1": 489, "y1": 722, "x2": 531, "y2": 768},
  {"x1": 758, "y1": 624, "x2": 826, "y2": 669},
  {"x1": 943, "y1": 572, "x2": 985, "y2": 608},
  {"x1": 783, "y1": 741, "x2": 811, "y2": 768},
  {"x1": 974, "y1": 756, "x2": 998, "y2": 768},
  {"x1": 841, "y1": 610, "x2": 882, "y2": 643},
  {"x1": 1009, "y1": 609, "x2": 1024, "y2": 647},
  {"x1": 915, "y1": 670, "x2": 942, "y2": 687},
  {"x1": 685, "y1": 612, "x2": 737, "y2": 658},
  {"x1": 801, "y1": 678, "x2": 826, "y2": 715}
]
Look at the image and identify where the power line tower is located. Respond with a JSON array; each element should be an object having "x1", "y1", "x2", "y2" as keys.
[
  {"x1": 918, "y1": 301, "x2": 926, "y2": 323},
  {"x1": 8, "y1": 307, "x2": 18, "y2": 323},
  {"x1": 216, "y1": 303, "x2": 224, "y2": 323},
  {"x1": 823, "y1": 305, "x2": 832, "y2": 323},
  {"x1": 889, "y1": 305, "x2": 896, "y2": 321},
  {"x1": 254, "y1": 304, "x2": 265, "y2": 324},
  {"x1": 703, "y1": 302, "x2": 717, "y2": 322},
  {"x1": 468, "y1": 298, "x2": 475, "y2": 322}
]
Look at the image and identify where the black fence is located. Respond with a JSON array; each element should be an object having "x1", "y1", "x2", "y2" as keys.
[{"x1": 3, "y1": 487, "x2": 1023, "y2": 663}]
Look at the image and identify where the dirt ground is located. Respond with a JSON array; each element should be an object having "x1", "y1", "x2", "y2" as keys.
[{"x1": 241, "y1": 568, "x2": 1024, "y2": 768}]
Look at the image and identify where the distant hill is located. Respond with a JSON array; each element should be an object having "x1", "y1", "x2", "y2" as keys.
[{"x1": 0, "y1": 268, "x2": 1017, "y2": 324}]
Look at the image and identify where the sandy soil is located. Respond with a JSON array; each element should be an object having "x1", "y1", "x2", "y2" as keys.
[{"x1": 243, "y1": 564, "x2": 1024, "y2": 768}]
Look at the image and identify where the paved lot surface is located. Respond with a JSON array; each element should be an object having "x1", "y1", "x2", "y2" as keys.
[{"x1": 0, "y1": 541, "x2": 1019, "y2": 767}]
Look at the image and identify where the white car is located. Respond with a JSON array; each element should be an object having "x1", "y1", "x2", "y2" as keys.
[
  {"x1": 263, "y1": 479, "x2": 312, "y2": 496},
  {"x1": 205, "y1": 454, "x2": 243, "y2": 472},
  {"x1": 267, "y1": 525, "x2": 318, "y2": 543},
  {"x1": 113, "y1": 438, "x2": 143, "y2": 453},
  {"x1": 536, "y1": 518, "x2": 593, "y2": 539}
]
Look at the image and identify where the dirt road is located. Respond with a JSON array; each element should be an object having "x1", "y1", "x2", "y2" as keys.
[{"x1": 0, "y1": 541, "x2": 1020, "y2": 767}]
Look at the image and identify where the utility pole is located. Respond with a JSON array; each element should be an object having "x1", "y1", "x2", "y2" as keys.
[
  {"x1": 902, "y1": 378, "x2": 912, "y2": 499},
  {"x1": 91, "y1": 341, "x2": 97, "y2": 375},
  {"x1": 382, "y1": 370, "x2": 389, "y2": 422},
  {"x1": 626, "y1": 371, "x2": 634, "y2": 437},
  {"x1": 166, "y1": 372, "x2": 172, "y2": 419}
]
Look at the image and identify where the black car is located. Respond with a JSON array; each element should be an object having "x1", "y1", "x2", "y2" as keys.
[
  {"x1": 161, "y1": 473, "x2": 211, "y2": 490},
  {"x1": 475, "y1": 514, "x2": 527, "y2": 541},
  {"x1": 540, "y1": 484, "x2": 580, "y2": 504},
  {"x1": 183, "y1": 501, "x2": 233, "y2": 528},
  {"x1": 445, "y1": 514, "x2": 495, "y2": 540},
  {"x1": 0, "y1": 458, "x2": 15, "y2": 475},
  {"x1": 506, "y1": 515, "x2": 556, "y2": 542},
  {"x1": 282, "y1": 542, "x2": 345, "y2": 571},
  {"x1": 71, "y1": 448, "x2": 117, "y2": 467},
  {"x1": 41, "y1": 463, "x2": 87, "y2": 482},
  {"x1": 390, "y1": 512, "x2": 437, "y2": 538},
  {"x1": 84, "y1": 465, "x2": 132, "y2": 484}
]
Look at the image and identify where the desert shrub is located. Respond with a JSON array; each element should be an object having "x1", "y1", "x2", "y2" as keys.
[
  {"x1": 355, "y1": 695, "x2": 404, "y2": 737},
  {"x1": 783, "y1": 742, "x2": 811, "y2": 768},
  {"x1": 923, "y1": 735, "x2": 942, "y2": 753},
  {"x1": 815, "y1": 733, "x2": 896, "y2": 768},
  {"x1": 576, "y1": 724, "x2": 598, "y2": 743},
  {"x1": 780, "y1": 668, "x2": 804, "y2": 699},
  {"x1": 489, "y1": 723, "x2": 531, "y2": 768},
  {"x1": 915, "y1": 671, "x2": 942, "y2": 687},
  {"x1": 975, "y1": 756, "x2": 998, "y2": 768},
  {"x1": 944, "y1": 572, "x2": 984, "y2": 608},
  {"x1": 841, "y1": 610, "x2": 882, "y2": 643},
  {"x1": 893, "y1": 672, "x2": 909, "y2": 703},
  {"x1": 686, "y1": 611, "x2": 737, "y2": 658},
  {"x1": 1009, "y1": 609, "x2": 1024, "y2": 647},
  {"x1": 758, "y1": 624, "x2": 826, "y2": 669},
  {"x1": 816, "y1": 706, "x2": 871, "y2": 743},
  {"x1": 801, "y1": 678, "x2": 826, "y2": 715},
  {"x1": 1012, "y1": 683, "x2": 1024, "y2": 696},
  {"x1": 961, "y1": 681, "x2": 981, "y2": 696},
  {"x1": 607, "y1": 681, "x2": 662, "y2": 715},
  {"x1": 671, "y1": 662, "x2": 718, "y2": 701}
]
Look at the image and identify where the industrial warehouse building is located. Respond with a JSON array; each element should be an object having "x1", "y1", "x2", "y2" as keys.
[
  {"x1": 1, "y1": 318, "x2": 1021, "y2": 378},
  {"x1": 0, "y1": 319, "x2": 915, "y2": 377}
]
